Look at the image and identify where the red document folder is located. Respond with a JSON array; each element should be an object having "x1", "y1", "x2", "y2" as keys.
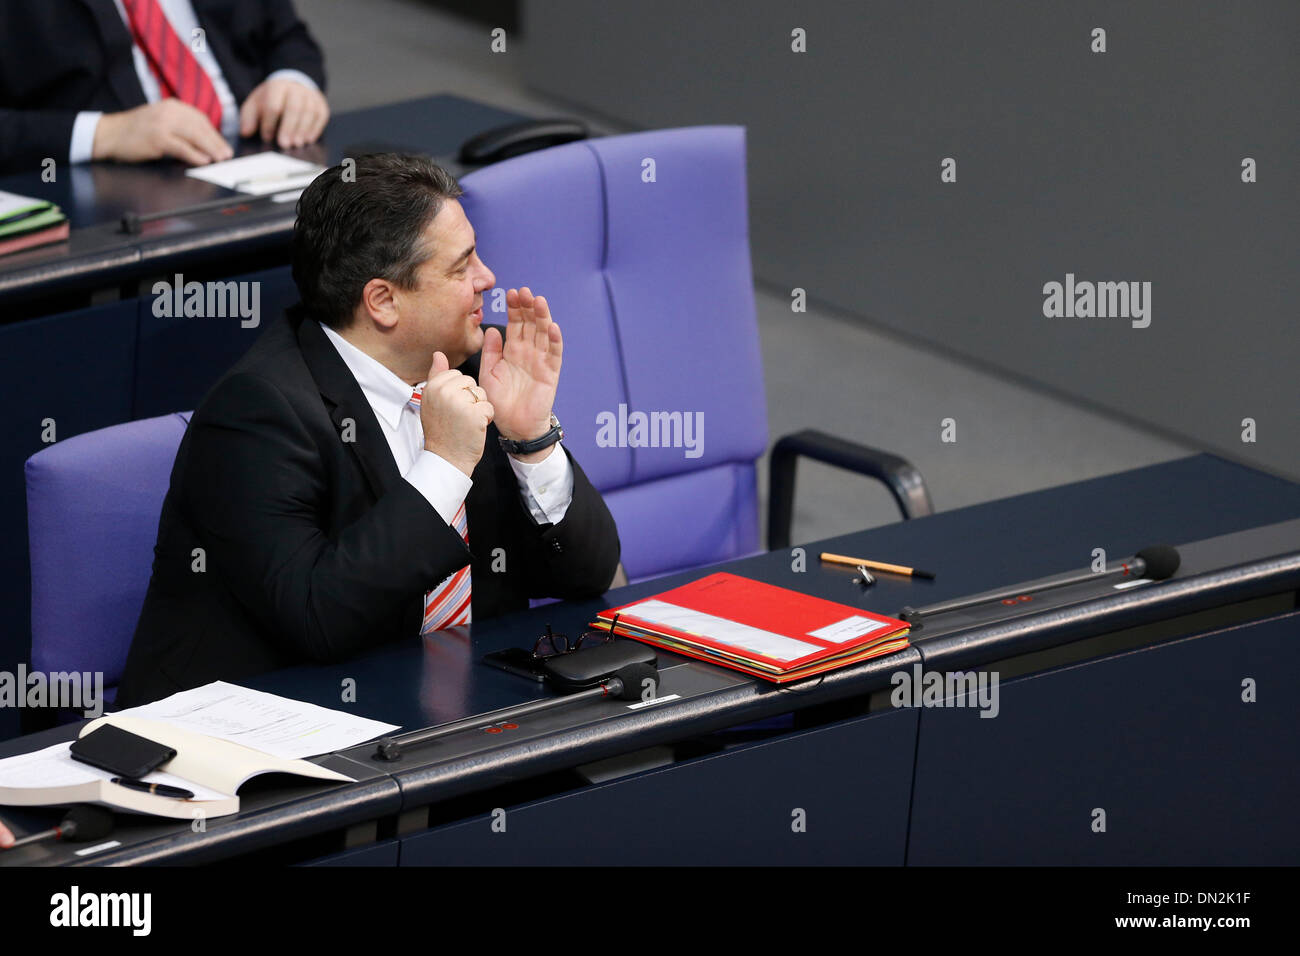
[{"x1": 594, "y1": 572, "x2": 910, "y2": 683}]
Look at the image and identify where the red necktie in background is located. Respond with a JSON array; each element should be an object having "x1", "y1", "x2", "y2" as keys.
[{"x1": 121, "y1": 0, "x2": 224, "y2": 130}]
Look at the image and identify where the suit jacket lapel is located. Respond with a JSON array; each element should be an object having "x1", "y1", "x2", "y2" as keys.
[
  {"x1": 77, "y1": 0, "x2": 149, "y2": 110},
  {"x1": 295, "y1": 314, "x2": 401, "y2": 501}
]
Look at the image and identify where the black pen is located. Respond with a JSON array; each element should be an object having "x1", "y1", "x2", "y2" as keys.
[{"x1": 111, "y1": 777, "x2": 194, "y2": 799}]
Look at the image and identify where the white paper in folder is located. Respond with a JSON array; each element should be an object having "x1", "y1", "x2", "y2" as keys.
[{"x1": 110, "y1": 681, "x2": 399, "y2": 760}]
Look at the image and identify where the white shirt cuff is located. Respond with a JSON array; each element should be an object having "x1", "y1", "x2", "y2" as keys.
[
  {"x1": 70, "y1": 111, "x2": 102, "y2": 164},
  {"x1": 507, "y1": 445, "x2": 574, "y2": 525},
  {"x1": 404, "y1": 450, "x2": 473, "y2": 527},
  {"x1": 264, "y1": 69, "x2": 320, "y2": 93}
]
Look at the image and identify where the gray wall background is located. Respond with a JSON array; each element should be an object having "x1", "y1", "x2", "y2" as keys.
[{"x1": 522, "y1": 0, "x2": 1299, "y2": 479}]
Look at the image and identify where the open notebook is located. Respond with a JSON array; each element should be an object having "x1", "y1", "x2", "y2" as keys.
[{"x1": 0, "y1": 715, "x2": 353, "y2": 820}]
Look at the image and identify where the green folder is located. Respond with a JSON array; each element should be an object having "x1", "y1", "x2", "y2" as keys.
[{"x1": 0, "y1": 191, "x2": 67, "y2": 239}]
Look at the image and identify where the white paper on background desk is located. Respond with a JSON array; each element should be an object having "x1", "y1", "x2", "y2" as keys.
[
  {"x1": 184, "y1": 152, "x2": 323, "y2": 195},
  {"x1": 109, "y1": 682, "x2": 399, "y2": 760},
  {"x1": 0, "y1": 741, "x2": 232, "y2": 802}
]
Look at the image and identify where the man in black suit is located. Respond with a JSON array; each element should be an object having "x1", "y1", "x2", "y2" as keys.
[
  {"x1": 0, "y1": 0, "x2": 328, "y2": 174},
  {"x1": 116, "y1": 153, "x2": 622, "y2": 705}
]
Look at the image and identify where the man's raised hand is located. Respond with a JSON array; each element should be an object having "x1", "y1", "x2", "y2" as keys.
[{"x1": 480, "y1": 287, "x2": 563, "y2": 444}]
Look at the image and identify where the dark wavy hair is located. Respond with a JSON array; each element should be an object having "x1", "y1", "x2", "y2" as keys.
[{"x1": 291, "y1": 153, "x2": 463, "y2": 330}]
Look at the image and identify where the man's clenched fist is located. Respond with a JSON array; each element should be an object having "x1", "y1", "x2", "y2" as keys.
[{"x1": 420, "y1": 351, "x2": 494, "y2": 478}]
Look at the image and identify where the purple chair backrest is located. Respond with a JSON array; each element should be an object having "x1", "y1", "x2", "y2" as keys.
[
  {"x1": 26, "y1": 413, "x2": 191, "y2": 694},
  {"x1": 460, "y1": 126, "x2": 769, "y2": 580}
]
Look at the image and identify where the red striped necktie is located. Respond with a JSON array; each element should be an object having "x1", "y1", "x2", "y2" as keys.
[
  {"x1": 121, "y1": 0, "x2": 224, "y2": 131},
  {"x1": 409, "y1": 386, "x2": 472, "y2": 633}
]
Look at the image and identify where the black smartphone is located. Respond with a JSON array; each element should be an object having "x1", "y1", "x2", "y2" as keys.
[
  {"x1": 70, "y1": 724, "x2": 176, "y2": 778},
  {"x1": 481, "y1": 647, "x2": 550, "y2": 683}
]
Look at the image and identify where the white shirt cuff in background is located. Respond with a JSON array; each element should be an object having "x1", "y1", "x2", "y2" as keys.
[
  {"x1": 263, "y1": 69, "x2": 320, "y2": 92},
  {"x1": 70, "y1": 111, "x2": 103, "y2": 164}
]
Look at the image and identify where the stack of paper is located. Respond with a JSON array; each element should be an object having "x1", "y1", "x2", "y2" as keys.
[
  {"x1": 184, "y1": 151, "x2": 325, "y2": 198},
  {"x1": 0, "y1": 189, "x2": 69, "y2": 256}
]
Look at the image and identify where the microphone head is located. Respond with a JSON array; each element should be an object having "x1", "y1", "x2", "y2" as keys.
[
  {"x1": 60, "y1": 805, "x2": 115, "y2": 842},
  {"x1": 1135, "y1": 545, "x2": 1180, "y2": 580},
  {"x1": 610, "y1": 662, "x2": 659, "y2": 701}
]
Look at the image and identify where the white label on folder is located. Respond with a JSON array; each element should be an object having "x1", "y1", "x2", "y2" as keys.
[
  {"x1": 807, "y1": 615, "x2": 891, "y2": 643},
  {"x1": 616, "y1": 599, "x2": 822, "y2": 663}
]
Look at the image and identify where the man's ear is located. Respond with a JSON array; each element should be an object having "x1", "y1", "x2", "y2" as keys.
[{"x1": 360, "y1": 277, "x2": 399, "y2": 330}]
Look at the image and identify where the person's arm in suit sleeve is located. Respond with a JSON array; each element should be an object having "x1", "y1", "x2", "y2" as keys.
[
  {"x1": 0, "y1": 108, "x2": 79, "y2": 175},
  {"x1": 257, "y1": 0, "x2": 327, "y2": 90},
  {"x1": 499, "y1": 442, "x2": 622, "y2": 601},
  {"x1": 178, "y1": 371, "x2": 465, "y2": 664},
  {"x1": 238, "y1": 0, "x2": 329, "y2": 148}
]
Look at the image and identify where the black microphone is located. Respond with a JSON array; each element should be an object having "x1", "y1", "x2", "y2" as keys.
[
  {"x1": 603, "y1": 663, "x2": 660, "y2": 701},
  {"x1": 899, "y1": 544, "x2": 1181, "y2": 624},
  {"x1": 1133, "y1": 544, "x2": 1180, "y2": 580},
  {"x1": 7, "y1": 805, "x2": 115, "y2": 850}
]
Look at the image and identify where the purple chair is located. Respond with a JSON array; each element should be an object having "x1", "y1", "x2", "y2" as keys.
[
  {"x1": 26, "y1": 413, "x2": 192, "y2": 706},
  {"x1": 459, "y1": 126, "x2": 932, "y2": 581}
]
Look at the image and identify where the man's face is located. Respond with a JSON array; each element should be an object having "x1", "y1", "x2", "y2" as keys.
[{"x1": 394, "y1": 198, "x2": 495, "y2": 369}]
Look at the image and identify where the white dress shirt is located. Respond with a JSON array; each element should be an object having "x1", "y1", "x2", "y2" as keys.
[
  {"x1": 320, "y1": 323, "x2": 574, "y2": 528},
  {"x1": 69, "y1": 0, "x2": 320, "y2": 162}
]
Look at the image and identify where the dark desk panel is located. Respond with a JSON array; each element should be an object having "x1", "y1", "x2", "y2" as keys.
[
  {"x1": 907, "y1": 611, "x2": 1300, "y2": 865},
  {"x1": 400, "y1": 705, "x2": 918, "y2": 866},
  {"x1": 131, "y1": 265, "x2": 300, "y2": 419},
  {"x1": 301, "y1": 839, "x2": 400, "y2": 867}
]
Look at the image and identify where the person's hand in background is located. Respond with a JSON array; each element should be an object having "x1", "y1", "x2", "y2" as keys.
[
  {"x1": 0, "y1": 816, "x2": 14, "y2": 849},
  {"x1": 92, "y1": 99, "x2": 234, "y2": 165},
  {"x1": 239, "y1": 76, "x2": 329, "y2": 150}
]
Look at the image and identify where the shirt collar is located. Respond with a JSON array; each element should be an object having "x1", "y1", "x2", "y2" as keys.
[{"x1": 319, "y1": 322, "x2": 421, "y2": 430}]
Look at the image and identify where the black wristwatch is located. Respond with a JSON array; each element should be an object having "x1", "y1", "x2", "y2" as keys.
[{"x1": 498, "y1": 414, "x2": 563, "y2": 455}]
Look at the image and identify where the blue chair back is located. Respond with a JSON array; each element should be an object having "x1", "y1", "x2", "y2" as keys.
[
  {"x1": 460, "y1": 126, "x2": 768, "y2": 580},
  {"x1": 26, "y1": 413, "x2": 191, "y2": 702}
]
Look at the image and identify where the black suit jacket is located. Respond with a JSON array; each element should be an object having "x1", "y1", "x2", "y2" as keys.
[
  {"x1": 115, "y1": 312, "x2": 622, "y2": 706},
  {"x1": 0, "y1": 0, "x2": 326, "y2": 174}
]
